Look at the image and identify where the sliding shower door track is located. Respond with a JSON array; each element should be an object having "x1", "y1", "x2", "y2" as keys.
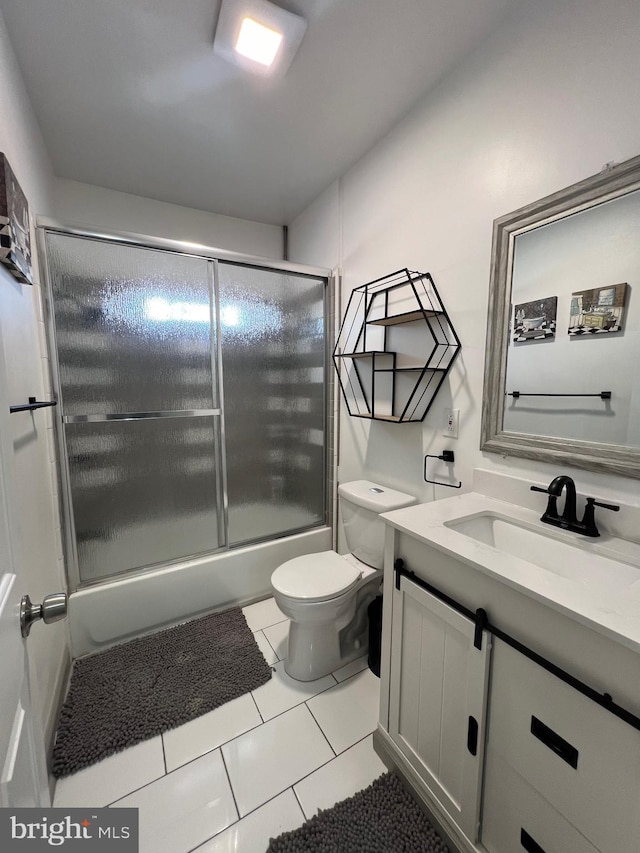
[{"x1": 63, "y1": 409, "x2": 221, "y2": 423}]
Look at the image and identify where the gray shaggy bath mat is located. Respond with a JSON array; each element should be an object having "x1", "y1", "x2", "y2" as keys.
[
  {"x1": 267, "y1": 772, "x2": 449, "y2": 852},
  {"x1": 52, "y1": 607, "x2": 272, "y2": 777}
]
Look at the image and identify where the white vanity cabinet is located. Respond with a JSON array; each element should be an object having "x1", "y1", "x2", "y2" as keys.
[
  {"x1": 376, "y1": 498, "x2": 640, "y2": 853},
  {"x1": 481, "y1": 749, "x2": 600, "y2": 853},
  {"x1": 388, "y1": 574, "x2": 491, "y2": 842},
  {"x1": 482, "y1": 640, "x2": 640, "y2": 853}
]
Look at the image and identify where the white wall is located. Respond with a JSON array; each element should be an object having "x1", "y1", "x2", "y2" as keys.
[
  {"x1": 0, "y1": 10, "x2": 69, "y2": 755},
  {"x1": 54, "y1": 178, "x2": 284, "y2": 260},
  {"x1": 289, "y1": 0, "x2": 640, "y2": 537}
]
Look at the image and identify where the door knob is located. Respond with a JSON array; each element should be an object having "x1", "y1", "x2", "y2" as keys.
[{"x1": 20, "y1": 593, "x2": 68, "y2": 638}]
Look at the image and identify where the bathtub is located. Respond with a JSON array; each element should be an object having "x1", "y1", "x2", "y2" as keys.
[{"x1": 68, "y1": 526, "x2": 332, "y2": 657}]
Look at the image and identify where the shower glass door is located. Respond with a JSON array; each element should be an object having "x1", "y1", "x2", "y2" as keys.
[
  {"x1": 218, "y1": 263, "x2": 326, "y2": 546},
  {"x1": 46, "y1": 233, "x2": 224, "y2": 585},
  {"x1": 44, "y1": 231, "x2": 329, "y2": 589}
]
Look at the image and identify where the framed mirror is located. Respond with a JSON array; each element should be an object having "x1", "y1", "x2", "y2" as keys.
[{"x1": 481, "y1": 154, "x2": 640, "y2": 478}]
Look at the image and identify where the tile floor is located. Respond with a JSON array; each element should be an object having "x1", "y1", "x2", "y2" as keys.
[{"x1": 53, "y1": 598, "x2": 387, "y2": 853}]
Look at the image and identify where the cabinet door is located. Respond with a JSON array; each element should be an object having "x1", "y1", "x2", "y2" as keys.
[
  {"x1": 388, "y1": 575, "x2": 491, "y2": 842},
  {"x1": 482, "y1": 748, "x2": 600, "y2": 853},
  {"x1": 486, "y1": 640, "x2": 640, "y2": 853}
]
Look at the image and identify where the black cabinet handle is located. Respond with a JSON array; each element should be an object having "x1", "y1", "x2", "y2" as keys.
[
  {"x1": 531, "y1": 716, "x2": 579, "y2": 769},
  {"x1": 467, "y1": 716, "x2": 478, "y2": 756},
  {"x1": 521, "y1": 828, "x2": 547, "y2": 853}
]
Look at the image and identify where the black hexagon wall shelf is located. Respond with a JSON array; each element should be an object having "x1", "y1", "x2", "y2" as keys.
[{"x1": 333, "y1": 269, "x2": 461, "y2": 422}]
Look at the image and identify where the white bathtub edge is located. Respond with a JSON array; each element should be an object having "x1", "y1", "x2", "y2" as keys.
[{"x1": 69, "y1": 527, "x2": 332, "y2": 657}]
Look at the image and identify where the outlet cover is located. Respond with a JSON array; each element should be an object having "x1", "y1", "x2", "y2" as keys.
[{"x1": 443, "y1": 408, "x2": 459, "y2": 438}]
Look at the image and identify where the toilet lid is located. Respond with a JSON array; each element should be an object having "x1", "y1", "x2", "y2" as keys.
[{"x1": 272, "y1": 551, "x2": 362, "y2": 601}]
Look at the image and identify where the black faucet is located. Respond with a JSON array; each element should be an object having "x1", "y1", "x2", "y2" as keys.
[
  {"x1": 531, "y1": 476, "x2": 620, "y2": 537},
  {"x1": 531, "y1": 475, "x2": 577, "y2": 529}
]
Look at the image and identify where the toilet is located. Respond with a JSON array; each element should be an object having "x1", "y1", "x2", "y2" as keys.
[{"x1": 271, "y1": 480, "x2": 416, "y2": 681}]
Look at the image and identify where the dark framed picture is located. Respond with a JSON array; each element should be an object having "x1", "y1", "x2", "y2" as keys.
[
  {"x1": 0, "y1": 153, "x2": 32, "y2": 284},
  {"x1": 513, "y1": 296, "x2": 557, "y2": 342},
  {"x1": 568, "y1": 283, "x2": 628, "y2": 336}
]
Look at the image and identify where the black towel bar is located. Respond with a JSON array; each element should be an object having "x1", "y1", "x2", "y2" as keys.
[
  {"x1": 10, "y1": 397, "x2": 58, "y2": 414},
  {"x1": 508, "y1": 391, "x2": 611, "y2": 400}
]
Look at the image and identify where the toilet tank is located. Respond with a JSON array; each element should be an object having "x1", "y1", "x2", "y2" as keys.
[{"x1": 338, "y1": 480, "x2": 416, "y2": 569}]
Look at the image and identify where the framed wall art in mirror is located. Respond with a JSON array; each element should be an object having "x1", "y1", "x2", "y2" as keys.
[{"x1": 481, "y1": 154, "x2": 640, "y2": 478}]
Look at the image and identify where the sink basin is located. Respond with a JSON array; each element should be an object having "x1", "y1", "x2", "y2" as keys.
[{"x1": 444, "y1": 512, "x2": 640, "y2": 592}]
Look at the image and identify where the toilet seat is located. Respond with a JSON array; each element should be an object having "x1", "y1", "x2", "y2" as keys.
[{"x1": 271, "y1": 551, "x2": 362, "y2": 603}]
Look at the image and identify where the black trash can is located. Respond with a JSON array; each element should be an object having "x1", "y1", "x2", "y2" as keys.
[{"x1": 367, "y1": 595, "x2": 383, "y2": 677}]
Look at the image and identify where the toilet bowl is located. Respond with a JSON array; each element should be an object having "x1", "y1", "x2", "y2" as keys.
[
  {"x1": 272, "y1": 551, "x2": 380, "y2": 681},
  {"x1": 271, "y1": 480, "x2": 416, "y2": 681}
]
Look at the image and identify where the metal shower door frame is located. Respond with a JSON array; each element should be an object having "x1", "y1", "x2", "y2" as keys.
[{"x1": 36, "y1": 218, "x2": 332, "y2": 593}]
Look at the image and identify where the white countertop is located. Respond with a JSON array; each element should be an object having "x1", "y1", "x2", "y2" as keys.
[{"x1": 382, "y1": 492, "x2": 640, "y2": 654}]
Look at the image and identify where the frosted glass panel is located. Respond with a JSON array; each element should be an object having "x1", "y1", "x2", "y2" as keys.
[
  {"x1": 46, "y1": 233, "x2": 216, "y2": 414},
  {"x1": 66, "y1": 417, "x2": 221, "y2": 582},
  {"x1": 219, "y1": 263, "x2": 326, "y2": 546},
  {"x1": 45, "y1": 229, "x2": 328, "y2": 587}
]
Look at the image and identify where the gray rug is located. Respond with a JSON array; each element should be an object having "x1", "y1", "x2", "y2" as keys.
[
  {"x1": 267, "y1": 772, "x2": 449, "y2": 852},
  {"x1": 52, "y1": 607, "x2": 272, "y2": 777}
]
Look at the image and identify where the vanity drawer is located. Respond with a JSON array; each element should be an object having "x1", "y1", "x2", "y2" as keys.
[
  {"x1": 487, "y1": 640, "x2": 640, "y2": 853},
  {"x1": 481, "y1": 748, "x2": 599, "y2": 853}
]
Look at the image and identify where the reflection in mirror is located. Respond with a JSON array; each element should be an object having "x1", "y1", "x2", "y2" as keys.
[
  {"x1": 481, "y1": 154, "x2": 640, "y2": 478},
  {"x1": 504, "y1": 188, "x2": 640, "y2": 446}
]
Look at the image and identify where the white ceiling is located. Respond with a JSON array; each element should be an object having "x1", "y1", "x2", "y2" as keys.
[{"x1": 1, "y1": 0, "x2": 519, "y2": 225}]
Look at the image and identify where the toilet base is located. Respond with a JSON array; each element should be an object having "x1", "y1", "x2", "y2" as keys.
[
  {"x1": 284, "y1": 621, "x2": 368, "y2": 681},
  {"x1": 280, "y1": 575, "x2": 380, "y2": 681}
]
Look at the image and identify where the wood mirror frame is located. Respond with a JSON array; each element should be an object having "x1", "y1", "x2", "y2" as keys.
[{"x1": 480, "y1": 154, "x2": 640, "y2": 479}]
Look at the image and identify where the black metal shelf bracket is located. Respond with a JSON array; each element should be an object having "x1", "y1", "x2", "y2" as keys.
[
  {"x1": 424, "y1": 449, "x2": 462, "y2": 488},
  {"x1": 10, "y1": 396, "x2": 58, "y2": 414},
  {"x1": 508, "y1": 391, "x2": 611, "y2": 400}
]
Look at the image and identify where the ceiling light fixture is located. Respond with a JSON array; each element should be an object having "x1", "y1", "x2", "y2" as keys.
[
  {"x1": 213, "y1": 0, "x2": 307, "y2": 77},
  {"x1": 235, "y1": 17, "x2": 283, "y2": 67}
]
